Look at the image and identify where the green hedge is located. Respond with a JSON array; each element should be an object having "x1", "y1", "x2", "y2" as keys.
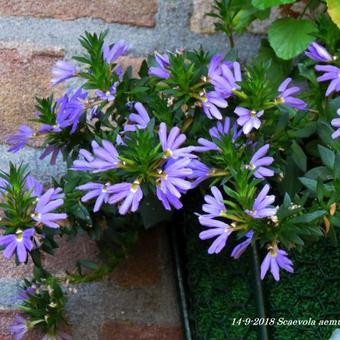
[{"x1": 184, "y1": 212, "x2": 339, "y2": 340}]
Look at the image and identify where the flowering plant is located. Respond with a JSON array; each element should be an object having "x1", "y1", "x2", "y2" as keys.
[{"x1": 2, "y1": 0, "x2": 340, "y2": 337}]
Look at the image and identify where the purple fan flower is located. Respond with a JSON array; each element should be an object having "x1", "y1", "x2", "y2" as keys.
[
  {"x1": 25, "y1": 176, "x2": 44, "y2": 197},
  {"x1": 31, "y1": 189, "x2": 67, "y2": 228},
  {"x1": 124, "y1": 102, "x2": 150, "y2": 132},
  {"x1": 331, "y1": 108, "x2": 340, "y2": 139},
  {"x1": 10, "y1": 314, "x2": 29, "y2": 340},
  {"x1": 71, "y1": 149, "x2": 95, "y2": 171},
  {"x1": 235, "y1": 107, "x2": 263, "y2": 134},
  {"x1": 156, "y1": 186, "x2": 183, "y2": 210},
  {"x1": 158, "y1": 123, "x2": 195, "y2": 159},
  {"x1": 208, "y1": 55, "x2": 223, "y2": 80},
  {"x1": 248, "y1": 144, "x2": 274, "y2": 178},
  {"x1": 0, "y1": 178, "x2": 9, "y2": 193},
  {"x1": 40, "y1": 145, "x2": 63, "y2": 165},
  {"x1": 116, "y1": 134, "x2": 126, "y2": 146},
  {"x1": 209, "y1": 118, "x2": 231, "y2": 139},
  {"x1": 158, "y1": 158, "x2": 192, "y2": 198},
  {"x1": 72, "y1": 140, "x2": 120, "y2": 173},
  {"x1": 231, "y1": 230, "x2": 253, "y2": 259},
  {"x1": 108, "y1": 181, "x2": 143, "y2": 215},
  {"x1": 96, "y1": 85, "x2": 116, "y2": 102},
  {"x1": 0, "y1": 228, "x2": 34, "y2": 263},
  {"x1": 114, "y1": 64, "x2": 124, "y2": 79},
  {"x1": 38, "y1": 123, "x2": 62, "y2": 134},
  {"x1": 198, "y1": 216, "x2": 233, "y2": 254},
  {"x1": 51, "y1": 60, "x2": 77, "y2": 86},
  {"x1": 315, "y1": 65, "x2": 340, "y2": 96},
  {"x1": 276, "y1": 78, "x2": 307, "y2": 110},
  {"x1": 193, "y1": 119, "x2": 241, "y2": 153},
  {"x1": 261, "y1": 244, "x2": 294, "y2": 281},
  {"x1": 18, "y1": 286, "x2": 36, "y2": 301},
  {"x1": 103, "y1": 40, "x2": 129, "y2": 64},
  {"x1": 201, "y1": 186, "x2": 226, "y2": 218},
  {"x1": 305, "y1": 42, "x2": 332, "y2": 63},
  {"x1": 57, "y1": 88, "x2": 87, "y2": 133},
  {"x1": 192, "y1": 138, "x2": 219, "y2": 153},
  {"x1": 187, "y1": 160, "x2": 210, "y2": 188},
  {"x1": 91, "y1": 140, "x2": 120, "y2": 172},
  {"x1": 211, "y1": 62, "x2": 242, "y2": 97},
  {"x1": 25, "y1": 176, "x2": 63, "y2": 200},
  {"x1": 7, "y1": 125, "x2": 33, "y2": 153},
  {"x1": 201, "y1": 91, "x2": 228, "y2": 120},
  {"x1": 78, "y1": 182, "x2": 111, "y2": 213},
  {"x1": 246, "y1": 184, "x2": 277, "y2": 219},
  {"x1": 148, "y1": 52, "x2": 170, "y2": 79}
]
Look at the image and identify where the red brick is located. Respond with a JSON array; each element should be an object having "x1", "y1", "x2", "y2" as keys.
[
  {"x1": 108, "y1": 227, "x2": 162, "y2": 288},
  {"x1": 42, "y1": 234, "x2": 100, "y2": 276},
  {"x1": 100, "y1": 321, "x2": 183, "y2": 340},
  {"x1": 118, "y1": 56, "x2": 144, "y2": 77},
  {"x1": 0, "y1": 256, "x2": 33, "y2": 279},
  {"x1": 0, "y1": 0, "x2": 157, "y2": 27},
  {"x1": 0, "y1": 310, "x2": 16, "y2": 339},
  {"x1": 0, "y1": 42, "x2": 64, "y2": 143}
]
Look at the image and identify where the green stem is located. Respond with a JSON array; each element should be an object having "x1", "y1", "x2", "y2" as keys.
[
  {"x1": 190, "y1": 80, "x2": 206, "y2": 91},
  {"x1": 232, "y1": 89, "x2": 248, "y2": 100},
  {"x1": 228, "y1": 32, "x2": 235, "y2": 49},
  {"x1": 209, "y1": 169, "x2": 230, "y2": 177}
]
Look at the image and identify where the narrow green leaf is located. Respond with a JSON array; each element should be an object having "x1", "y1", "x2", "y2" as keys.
[
  {"x1": 290, "y1": 210, "x2": 326, "y2": 224},
  {"x1": 318, "y1": 144, "x2": 335, "y2": 169},
  {"x1": 291, "y1": 142, "x2": 307, "y2": 172}
]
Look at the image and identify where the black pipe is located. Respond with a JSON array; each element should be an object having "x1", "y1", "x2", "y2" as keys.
[
  {"x1": 169, "y1": 223, "x2": 193, "y2": 340},
  {"x1": 251, "y1": 242, "x2": 272, "y2": 340}
]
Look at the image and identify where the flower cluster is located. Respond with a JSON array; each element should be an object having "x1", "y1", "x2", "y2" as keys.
[
  {"x1": 72, "y1": 102, "x2": 196, "y2": 214},
  {"x1": 11, "y1": 275, "x2": 68, "y2": 339},
  {"x1": 0, "y1": 167, "x2": 67, "y2": 264},
  {"x1": 6, "y1": 38, "x2": 130, "y2": 164}
]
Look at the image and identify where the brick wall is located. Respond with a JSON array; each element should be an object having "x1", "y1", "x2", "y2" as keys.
[{"x1": 0, "y1": 1, "x2": 262, "y2": 338}]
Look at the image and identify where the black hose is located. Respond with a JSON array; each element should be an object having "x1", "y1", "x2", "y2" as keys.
[
  {"x1": 251, "y1": 242, "x2": 272, "y2": 340},
  {"x1": 169, "y1": 223, "x2": 193, "y2": 340}
]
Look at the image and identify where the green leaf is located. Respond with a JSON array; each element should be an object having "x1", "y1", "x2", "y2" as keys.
[
  {"x1": 304, "y1": 166, "x2": 331, "y2": 180},
  {"x1": 291, "y1": 142, "x2": 307, "y2": 172},
  {"x1": 268, "y1": 18, "x2": 317, "y2": 60},
  {"x1": 334, "y1": 154, "x2": 340, "y2": 180},
  {"x1": 317, "y1": 120, "x2": 340, "y2": 152},
  {"x1": 318, "y1": 145, "x2": 335, "y2": 169},
  {"x1": 290, "y1": 210, "x2": 326, "y2": 224},
  {"x1": 299, "y1": 177, "x2": 317, "y2": 192},
  {"x1": 327, "y1": 0, "x2": 340, "y2": 28},
  {"x1": 139, "y1": 194, "x2": 172, "y2": 229},
  {"x1": 252, "y1": 0, "x2": 295, "y2": 10}
]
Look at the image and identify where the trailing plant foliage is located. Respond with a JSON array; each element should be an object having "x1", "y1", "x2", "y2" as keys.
[{"x1": 1, "y1": 0, "x2": 340, "y2": 337}]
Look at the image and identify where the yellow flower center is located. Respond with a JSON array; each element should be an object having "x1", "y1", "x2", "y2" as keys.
[
  {"x1": 131, "y1": 180, "x2": 140, "y2": 193},
  {"x1": 15, "y1": 229, "x2": 23, "y2": 242},
  {"x1": 250, "y1": 110, "x2": 257, "y2": 118},
  {"x1": 31, "y1": 212, "x2": 41, "y2": 220},
  {"x1": 164, "y1": 149, "x2": 173, "y2": 158}
]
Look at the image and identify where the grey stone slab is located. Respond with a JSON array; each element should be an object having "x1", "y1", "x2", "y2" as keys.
[{"x1": 0, "y1": 0, "x2": 260, "y2": 61}]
